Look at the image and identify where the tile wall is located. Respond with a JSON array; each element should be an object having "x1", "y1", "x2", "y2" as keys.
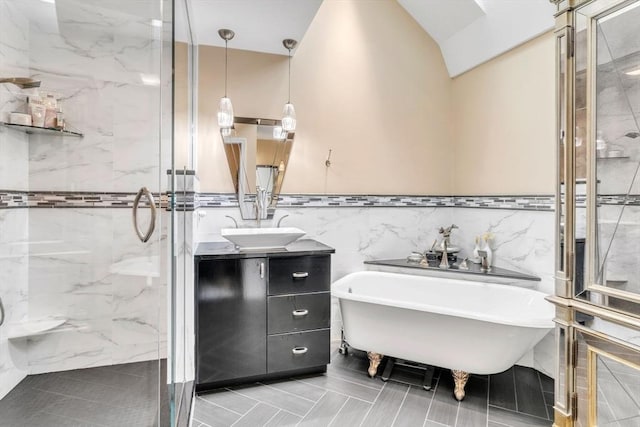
[{"x1": 0, "y1": 0, "x2": 30, "y2": 399}]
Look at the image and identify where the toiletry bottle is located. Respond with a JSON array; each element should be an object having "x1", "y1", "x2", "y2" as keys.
[
  {"x1": 43, "y1": 94, "x2": 58, "y2": 128},
  {"x1": 55, "y1": 108, "x2": 65, "y2": 131}
]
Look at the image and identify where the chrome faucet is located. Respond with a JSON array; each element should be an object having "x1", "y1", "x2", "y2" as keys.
[
  {"x1": 255, "y1": 187, "x2": 268, "y2": 227},
  {"x1": 224, "y1": 215, "x2": 238, "y2": 228},
  {"x1": 437, "y1": 224, "x2": 458, "y2": 269},
  {"x1": 276, "y1": 214, "x2": 290, "y2": 228},
  {"x1": 439, "y1": 239, "x2": 449, "y2": 269}
]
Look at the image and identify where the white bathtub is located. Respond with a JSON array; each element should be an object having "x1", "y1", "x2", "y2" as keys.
[{"x1": 332, "y1": 271, "x2": 554, "y2": 375}]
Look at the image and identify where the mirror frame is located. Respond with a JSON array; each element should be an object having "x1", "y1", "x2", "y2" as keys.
[{"x1": 221, "y1": 117, "x2": 294, "y2": 220}]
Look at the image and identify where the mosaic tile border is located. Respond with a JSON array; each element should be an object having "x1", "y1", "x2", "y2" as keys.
[
  {"x1": 0, "y1": 191, "x2": 168, "y2": 209},
  {"x1": 2, "y1": 191, "x2": 639, "y2": 211}
]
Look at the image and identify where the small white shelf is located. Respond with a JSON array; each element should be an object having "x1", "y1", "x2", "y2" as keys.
[{"x1": 7, "y1": 318, "x2": 67, "y2": 340}]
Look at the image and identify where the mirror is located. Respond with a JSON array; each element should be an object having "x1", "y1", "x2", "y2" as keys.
[
  {"x1": 221, "y1": 117, "x2": 294, "y2": 220},
  {"x1": 572, "y1": 0, "x2": 640, "y2": 316}
]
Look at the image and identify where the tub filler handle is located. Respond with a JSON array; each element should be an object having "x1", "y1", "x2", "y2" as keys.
[
  {"x1": 292, "y1": 309, "x2": 309, "y2": 317},
  {"x1": 292, "y1": 272, "x2": 309, "y2": 279},
  {"x1": 292, "y1": 346, "x2": 308, "y2": 355}
]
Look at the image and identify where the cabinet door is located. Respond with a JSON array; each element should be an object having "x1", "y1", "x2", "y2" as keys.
[{"x1": 196, "y1": 258, "x2": 267, "y2": 385}]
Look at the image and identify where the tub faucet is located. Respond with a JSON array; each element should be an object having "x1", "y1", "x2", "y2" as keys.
[{"x1": 439, "y1": 239, "x2": 449, "y2": 269}]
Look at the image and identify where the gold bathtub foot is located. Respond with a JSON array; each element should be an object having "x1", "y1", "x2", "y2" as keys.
[
  {"x1": 367, "y1": 352, "x2": 383, "y2": 378},
  {"x1": 452, "y1": 370, "x2": 470, "y2": 401}
]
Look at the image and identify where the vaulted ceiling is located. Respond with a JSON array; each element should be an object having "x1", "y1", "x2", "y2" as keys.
[{"x1": 181, "y1": 0, "x2": 556, "y2": 77}]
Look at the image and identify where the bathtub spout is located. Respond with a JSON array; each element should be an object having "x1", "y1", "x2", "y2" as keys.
[
  {"x1": 452, "y1": 370, "x2": 470, "y2": 401},
  {"x1": 367, "y1": 352, "x2": 383, "y2": 378}
]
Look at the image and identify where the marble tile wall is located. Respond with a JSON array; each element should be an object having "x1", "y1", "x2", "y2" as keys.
[
  {"x1": 0, "y1": 0, "x2": 30, "y2": 400},
  {"x1": 196, "y1": 204, "x2": 556, "y2": 378},
  {"x1": 26, "y1": 209, "x2": 167, "y2": 375}
]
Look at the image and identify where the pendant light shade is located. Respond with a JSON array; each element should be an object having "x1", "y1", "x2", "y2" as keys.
[
  {"x1": 281, "y1": 38, "x2": 298, "y2": 132},
  {"x1": 217, "y1": 97, "x2": 234, "y2": 128},
  {"x1": 217, "y1": 29, "x2": 235, "y2": 129},
  {"x1": 281, "y1": 103, "x2": 296, "y2": 132}
]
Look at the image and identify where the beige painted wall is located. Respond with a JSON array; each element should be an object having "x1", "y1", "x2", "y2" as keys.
[
  {"x1": 196, "y1": 0, "x2": 453, "y2": 194},
  {"x1": 181, "y1": 1, "x2": 555, "y2": 196},
  {"x1": 451, "y1": 32, "x2": 555, "y2": 195}
]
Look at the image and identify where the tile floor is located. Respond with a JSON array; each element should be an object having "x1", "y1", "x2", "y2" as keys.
[
  {"x1": 0, "y1": 360, "x2": 171, "y2": 427},
  {"x1": 193, "y1": 349, "x2": 554, "y2": 427}
]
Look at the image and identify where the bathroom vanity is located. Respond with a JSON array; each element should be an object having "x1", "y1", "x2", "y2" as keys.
[{"x1": 194, "y1": 239, "x2": 334, "y2": 391}]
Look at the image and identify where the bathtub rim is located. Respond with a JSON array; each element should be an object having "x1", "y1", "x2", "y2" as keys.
[{"x1": 332, "y1": 271, "x2": 554, "y2": 329}]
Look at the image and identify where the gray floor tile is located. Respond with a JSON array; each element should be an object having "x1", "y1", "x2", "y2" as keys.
[
  {"x1": 41, "y1": 396, "x2": 158, "y2": 427},
  {"x1": 360, "y1": 380, "x2": 409, "y2": 427},
  {"x1": 328, "y1": 397, "x2": 371, "y2": 426},
  {"x1": 232, "y1": 402, "x2": 279, "y2": 427},
  {"x1": 489, "y1": 368, "x2": 516, "y2": 411},
  {"x1": 514, "y1": 366, "x2": 548, "y2": 419},
  {"x1": 194, "y1": 397, "x2": 241, "y2": 427},
  {"x1": 264, "y1": 410, "x2": 302, "y2": 427},
  {"x1": 298, "y1": 373, "x2": 380, "y2": 402},
  {"x1": 22, "y1": 411, "x2": 104, "y2": 427},
  {"x1": 229, "y1": 382, "x2": 315, "y2": 416},
  {"x1": 199, "y1": 388, "x2": 257, "y2": 415},
  {"x1": 28, "y1": 372, "x2": 153, "y2": 410},
  {"x1": 61, "y1": 366, "x2": 149, "y2": 390},
  {"x1": 456, "y1": 375, "x2": 488, "y2": 427},
  {"x1": 327, "y1": 363, "x2": 384, "y2": 390},
  {"x1": 262, "y1": 377, "x2": 327, "y2": 402},
  {"x1": 392, "y1": 385, "x2": 432, "y2": 427},
  {"x1": 102, "y1": 361, "x2": 158, "y2": 378},
  {"x1": 488, "y1": 406, "x2": 551, "y2": 427},
  {"x1": 299, "y1": 391, "x2": 347, "y2": 427},
  {"x1": 427, "y1": 373, "x2": 459, "y2": 426},
  {"x1": 0, "y1": 388, "x2": 69, "y2": 426}
]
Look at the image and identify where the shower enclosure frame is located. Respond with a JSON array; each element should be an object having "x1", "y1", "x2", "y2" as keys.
[{"x1": 550, "y1": 0, "x2": 640, "y2": 426}]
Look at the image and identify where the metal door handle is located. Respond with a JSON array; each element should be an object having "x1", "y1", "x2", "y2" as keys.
[
  {"x1": 292, "y1": 309, "x2": 309, "y2": 317},
  {"x1": 260, "y1": 262, "x2": 265, "y2": 279},
  {"x1": 132, "y1": 187, "x2": 157, "y2": 243},
  {"x1": 292, "y1": 346, "x2": 308, "y2": 355},
  {"x1": 292, "y1": 272, "x2": 308, "y2": 279},
  {"x1": 0, "y1": 297, "x2": 4, "y2": 326}
]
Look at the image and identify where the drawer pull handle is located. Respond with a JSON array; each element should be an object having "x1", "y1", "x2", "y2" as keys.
[
  {"x1": 292, "y1": 272, "x2": 309, "y2": 279},
  {"x1": 292, "y1": 346, "x2": 308, "y2": 355},
  {"x1": 292, "y1": 309, "x2": 309, "y2": 317}
]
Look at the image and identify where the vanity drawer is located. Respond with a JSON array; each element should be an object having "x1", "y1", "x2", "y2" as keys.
[
  {"x1": 267, "y1": 329, "x2": 330, "y2": 373},
  {"x1": 268, "y1": 293, "x2": 330, "y2": 334},
  {"x1": 268, "y1": 255, "x2": 331, "y2": 295}
]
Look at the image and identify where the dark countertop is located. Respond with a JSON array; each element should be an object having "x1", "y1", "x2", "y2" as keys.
[
  {"x1": 195, "y1": 239, "x2": 335, "y2": 259},
  {"x1": 364, "y1": 258, "x2": 540, "y2": 282}
]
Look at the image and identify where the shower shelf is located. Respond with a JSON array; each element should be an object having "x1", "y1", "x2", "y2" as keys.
[
  {"x1": 0, "y1": 121, "x2": 83, "y2": 137},
  {"x1": 7, "y1": 318, "x2": 67, "y2": 340}
]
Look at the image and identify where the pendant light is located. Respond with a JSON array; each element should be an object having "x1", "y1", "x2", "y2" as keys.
[
  {"x1": 281, "y1": 38, "x2": 298, "y2": 132},
  {"x1": 217, "y1": 29, "x2": 235, "y2": 129}
]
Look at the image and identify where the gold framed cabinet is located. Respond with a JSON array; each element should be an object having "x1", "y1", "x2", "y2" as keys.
[{"x1": 550, "y1": 0, "x2": 640, "y2": 426}]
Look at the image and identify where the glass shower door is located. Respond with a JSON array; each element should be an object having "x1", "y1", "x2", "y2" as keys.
[{"x1": 0, "y1": 0, "x2": 176, "y2": 425}]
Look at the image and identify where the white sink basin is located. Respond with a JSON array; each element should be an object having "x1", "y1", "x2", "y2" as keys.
[{"x1": 221, "y1": 227, "x2": 306, "y2": 250}]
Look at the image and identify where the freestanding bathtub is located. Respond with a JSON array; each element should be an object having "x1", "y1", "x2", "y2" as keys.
[{"x1": 332, "y1": 271, "x2": 554, "y2": 399}]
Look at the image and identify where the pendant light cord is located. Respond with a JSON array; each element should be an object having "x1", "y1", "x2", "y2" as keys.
[
  {"x1": 224, "y1": 40, "x2": 228, "y2": 97},
  {"x1": 287, "y1": 48, "x2": 291, "y2": 103}
]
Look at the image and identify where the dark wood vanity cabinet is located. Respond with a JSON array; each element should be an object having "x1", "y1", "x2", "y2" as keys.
[{"x1": 195, "y1": 241, "x2": 333, "y2": 391}]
